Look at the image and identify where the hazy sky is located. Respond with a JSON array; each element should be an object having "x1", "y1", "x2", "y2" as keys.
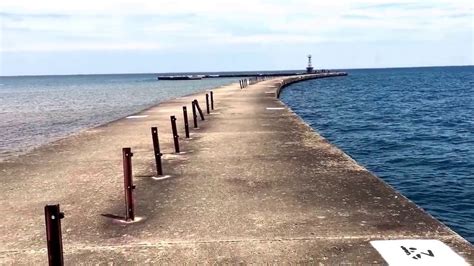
[{"x1": 0, "y1": 0, "x2": 473, "y2": 76}]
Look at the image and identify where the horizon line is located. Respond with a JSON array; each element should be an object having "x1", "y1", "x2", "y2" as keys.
[{"x1": 1, "y1": 64, "x2": 472, "y2": 78}]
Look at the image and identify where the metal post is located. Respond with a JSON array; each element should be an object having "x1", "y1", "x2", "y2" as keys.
[
  {"x1": 151, "y1": 127, "x2": 163, "y2": 176},
  {"x1": 123, "y1": 147, "x2": 135, "y2": 221},
  {"x1": 210, "y1": 91, "x2": 214, "y2": 110},
  {"x1": 183, "y1": 106, "x2": 190, "y2": 138},
  {"x1": 170, "y1": 116, "x2": 180, "y2": 153},
  {"x1": 194, "y1": 99, "x2": 205, "y2": 121},
  {"x1": 205, "y1": 93, "x2": 210, "y2": 114},
  {"x1": 192, "y1": 101, "x2": 198, "y2": 128},
  {"x1": 45, "y1": 204, "x2": 64, "y2": 266}
]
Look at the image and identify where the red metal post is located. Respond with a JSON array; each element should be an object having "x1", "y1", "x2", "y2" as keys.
[
  {"x1": 183, "y1": 106, "x2": 190, "y2": 138},
  {"x1": 206, "y1": 93, "x2": 210, "y2": 114},
  {"x1": 151, "y1": 127, "x2": 163, "y2": 176},
  {"x1": 192, "y1": 101, "x2": 198, "y2": 128},
  {"x1": 210, "y1": 91, "x2": 214, "y2": 110},
  {"x1": 170, "y1": 116, "x2": 180, "y2": 153},
  {"x1": 122, "y1": 147, "x2": 135, "y2": 221},
  {"x1": 44, "y1": 204, "x2": 64, "y2": 266},
  {"x1": 194, "y1": 99, "x2": 205, "y2": 121}
]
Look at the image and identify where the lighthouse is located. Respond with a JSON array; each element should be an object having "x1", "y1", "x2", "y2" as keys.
[{"x1": 306, "y1": 54, "x2": 314, "y2": 73}]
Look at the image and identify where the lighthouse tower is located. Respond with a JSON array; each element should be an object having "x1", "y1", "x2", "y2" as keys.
[{"x1": 306, "y1": 54, "x2": 314, "y2": 73}]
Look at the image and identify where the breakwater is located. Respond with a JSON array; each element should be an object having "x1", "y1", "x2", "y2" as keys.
[
  {"x1": 157, "y1": 70, "x2": 335, "y2": 80},
  {"x1": 0, "y1": 73, "x2": 471, "y2": 264}
]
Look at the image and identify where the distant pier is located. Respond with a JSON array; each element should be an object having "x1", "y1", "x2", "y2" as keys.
[{"x1": 157, "y1": 69, "x2": 335, "y2": 80}]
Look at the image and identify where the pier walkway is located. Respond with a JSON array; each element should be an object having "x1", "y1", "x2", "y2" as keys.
[{"x1": 0, "y1": 74, "x2": 472, "y2": 264}]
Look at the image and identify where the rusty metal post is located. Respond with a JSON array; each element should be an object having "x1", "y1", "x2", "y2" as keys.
[
  {"x1": 151, "y1": 127, "x2": 163, "y2": 176},
  {"x1": 205, "y1": 93, "x2": 210, "y2": 114},
  {"x1": 183, "y1": 106, "x2": 190, "y2": 138},
  {"x1": 194, "y1": 99, "x2": 205, "y2": 121},
  {"x1": 210, "y1": 91, "x2": 214, "y2": 110},
  {"x1": 192, "y1": 101, "x2": 198, "y2": 128},
  {"x1": 45, "y1": 204, "x2": 64, "y2": 266},
  {"x1": 170, "y1": 116, "x2": 180, "y2": 153},
  {"x1": 123, "y1": 147, "x2": 135, "y2": 221}
]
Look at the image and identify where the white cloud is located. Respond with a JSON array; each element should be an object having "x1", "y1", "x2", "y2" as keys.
[
  {"x1": 0, "y1": 0, "x2": 472, "y2": 52},
  {"x1": 1, "y1": 41, "x2": 164, "y2": 52},
  {"x1": 2, "y1": 0, "x2": 471, "y2": 15}
]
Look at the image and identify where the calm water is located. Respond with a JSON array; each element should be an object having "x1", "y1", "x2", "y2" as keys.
[
  {"x1": 281, "y1": 66, "x2": 474, "y2": 243},
  {"x1": 0, "y1": 74, "x2": 238, "y2": 160}
]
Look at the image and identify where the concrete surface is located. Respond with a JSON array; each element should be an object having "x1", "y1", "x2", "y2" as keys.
[{"x1": 0, "y1": 74, "x2": 472, "y2": 264}]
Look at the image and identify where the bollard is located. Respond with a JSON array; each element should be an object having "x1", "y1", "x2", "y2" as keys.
[
  {"x1": 206, "y1": 93, "x2": 210, "y2": 114},
  {"x1": 151, "y1": 127, "x2": 163, "y2": 176},
  {"x1": 182, "y1": 106, "x2": 190, "y2": 138},
  {"x1": 192, "y1": 101, "x2": 198, "y2": 128},
  {"x1": 210, "y1": 91, "x2": 214, "y2": 110},
  {"x1": 170, "y1": 116, "x2": 180, "y2": 153},
  {"x1": 45, "y1": 204, "x2": 64, "y2": 266},
  {"x1": 123, "y1": 147, "x2": 135, "y2": 221},
  {"x1": 194, "y1": 99, "x2": 205, "y2": 121}
]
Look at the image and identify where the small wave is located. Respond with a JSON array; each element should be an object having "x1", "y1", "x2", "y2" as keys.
[{"x1": 281, "y1": 66, "x2": 474, "y2": 243}]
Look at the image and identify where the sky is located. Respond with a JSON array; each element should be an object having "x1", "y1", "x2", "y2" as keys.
[{"x1": 0, "y1": 0, "x2": 473, "y2": 76}]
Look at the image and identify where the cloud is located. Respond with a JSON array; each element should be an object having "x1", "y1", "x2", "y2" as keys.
[
  {"x1": 0, "y1": 0, "x2": 473, "y2": 52},
  {"x1": 342, "y1": 14, "x2": 376, "y2": 20},
  {"x1": 355, "y1": 2, "x2": 434, "y2": 10}
]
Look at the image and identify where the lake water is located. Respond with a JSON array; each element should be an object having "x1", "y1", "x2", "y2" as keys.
[
  {"x1": 0, "y1": 74, "x2": 238, "y2": 160},
  {"x1": 281, "y1": 66, "x2": 474, "y2": 243}
]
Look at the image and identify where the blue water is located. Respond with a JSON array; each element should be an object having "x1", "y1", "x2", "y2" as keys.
[
  {"x1": 0, "y1": 74, "x2": 238, "y2": 160},
  {"x1": 281, "y1": 66, "x2": 474, "y2": 243}
]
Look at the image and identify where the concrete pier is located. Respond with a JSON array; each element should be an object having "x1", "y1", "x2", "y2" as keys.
[{"x1": 0, "y1": 74, "x2": 472, "y2": 264}]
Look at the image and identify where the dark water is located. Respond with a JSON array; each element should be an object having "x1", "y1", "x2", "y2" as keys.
[
  {"x1": 0, "y1": 74, "x2": 239, "y2": 160},
  {"x1": 281, "y1": 66, "x2": 474, "y2": 243}
]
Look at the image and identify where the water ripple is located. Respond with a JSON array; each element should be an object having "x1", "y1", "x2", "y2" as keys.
[
  {"x1": 0, "y1": 74, "x2": 237, "y2": 160},
  {"x1": 281, "y1": 66, "x2": 474, "y2": 243}
]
